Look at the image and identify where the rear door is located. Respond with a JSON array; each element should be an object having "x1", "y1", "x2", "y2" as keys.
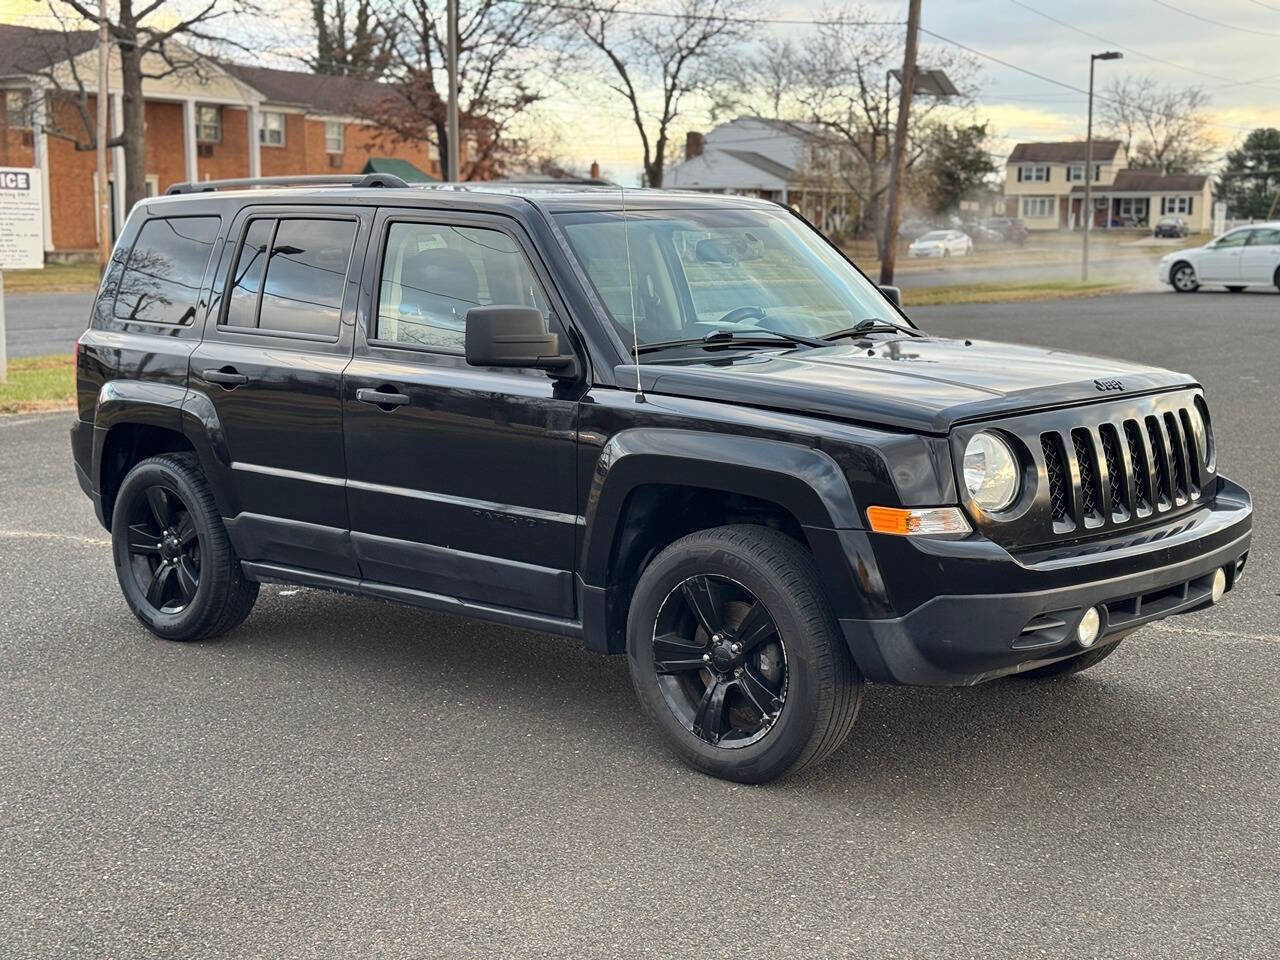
[
  {"x1": 341, "y1": 207, "x2": 582, "y2": 619},
  {"x1": 190, "y1": 205, "x2": 370, "y2": 576},
  {"x1": 1241, "y1": 227, "x2": 1280, "y2": 285}
]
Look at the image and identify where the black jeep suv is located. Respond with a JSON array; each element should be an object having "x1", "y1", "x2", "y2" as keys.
[{"x1": 72, "y1": 174, "x2": 1252, "y2": 783}]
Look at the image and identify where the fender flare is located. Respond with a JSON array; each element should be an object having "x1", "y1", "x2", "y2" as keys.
[{"x1": 579, "y1": 428, "x2": 861, "y2": 589}]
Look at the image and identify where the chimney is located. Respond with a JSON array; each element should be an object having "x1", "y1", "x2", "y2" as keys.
[
  {"x1": 590, "y1": 160, "x2": 600, "y2": 180},
  {"x1": 686, "y1": 131, "x2": 705, "y2": 159}
]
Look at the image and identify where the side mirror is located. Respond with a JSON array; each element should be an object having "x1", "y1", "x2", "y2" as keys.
[
  {"x1": 464, "y1": 305, "x2": 579, "y2": 378},
  {"x1": 879, "y1": 284, "x2": 902, "y2": 308}
]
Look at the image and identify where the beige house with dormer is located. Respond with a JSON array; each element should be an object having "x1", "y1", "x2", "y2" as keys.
[{"x1": 1003, "y1": 139, "x2": 1214, "y2": 232}]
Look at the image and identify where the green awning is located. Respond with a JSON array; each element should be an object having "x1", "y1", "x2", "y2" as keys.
[{"x1": 362, "y1": 157, "x2": 437, "y2": 183}]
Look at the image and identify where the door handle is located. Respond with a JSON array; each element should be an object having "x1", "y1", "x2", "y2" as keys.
[
  {"x1": 202, "y1": 367, "x2": 249, "y2": 387},
  {"x1": 356, "y1": 387, "x2": 411, "y2": 408}
]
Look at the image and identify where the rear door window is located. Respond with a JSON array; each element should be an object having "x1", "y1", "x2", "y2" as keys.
[
  {"x1": 220, "y1": 216, "x2": 357, "y2": 338},
  {"x1": 114, "y1": 215, "x2": 220, "y2": 324}
]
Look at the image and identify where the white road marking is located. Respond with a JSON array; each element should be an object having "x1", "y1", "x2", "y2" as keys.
[{"x1": 0, "y1": 529, "x2": 110, "y2": 547}]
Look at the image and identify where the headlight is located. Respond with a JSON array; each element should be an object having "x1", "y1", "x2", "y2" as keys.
[{"x1": 963, "y1": 432, "x2": 1020, "y2": 512}]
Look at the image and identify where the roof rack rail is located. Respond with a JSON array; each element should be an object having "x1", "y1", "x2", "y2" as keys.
[{"x1": 165, "y1": 173, "x2": 409, "y2": 196}]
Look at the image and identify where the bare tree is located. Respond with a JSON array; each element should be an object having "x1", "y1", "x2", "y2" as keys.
[
  {"x1": 372, "y1": 0, "x2": 576, "y2": 181},
  {"x1": 574, "y1": 0, "x2": 753, "y2": 188},
  {"x1": 1100, "y1": 76, "x2": 1216, "y2": 175},
  {"x1": 733, "y1": 5, "x2": 976, "y2": 256},
  {"x1": 52, "y1": 0, "x2": 254, "y2": 211},
  {"x1": 308, "y1": 0, "x2": 393, "y2": 79}
]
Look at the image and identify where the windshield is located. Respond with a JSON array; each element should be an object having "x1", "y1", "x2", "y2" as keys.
[
  {"x1": 918, "y1": 231, "x2": 951, "y2": 241},
  {"x1": 554, "y1": 206, "x2": 904, "y2": 354}
]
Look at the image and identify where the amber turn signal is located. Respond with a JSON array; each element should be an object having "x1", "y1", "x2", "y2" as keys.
[{"x1": 866, "y1": 506, "x2": 972, "y2": 536}]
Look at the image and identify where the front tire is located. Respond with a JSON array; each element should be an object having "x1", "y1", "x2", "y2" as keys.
[
  {"x1": 1170, "y1": 261, "x2": 1199, "y2": 293},
  {"x1": 626, "y1": 525, "x2": 862, "y2": 783},
  {"x1": 111, "y1": 453, "x2": 258, "y2": 641}
]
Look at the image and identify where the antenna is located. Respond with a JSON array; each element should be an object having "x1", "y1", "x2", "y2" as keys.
[{"x1": 620, "y1": 181, "x2": 644, "y2": 403}]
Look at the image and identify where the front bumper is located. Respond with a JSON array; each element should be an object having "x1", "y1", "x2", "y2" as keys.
[{"x1": 838, "y1": 477, "x2": 1252, "y2": 686}]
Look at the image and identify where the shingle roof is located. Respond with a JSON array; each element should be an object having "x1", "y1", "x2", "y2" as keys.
[
  {"x1": 1008, "y1": 140, "x2": 1123, "y2": 163},
  {"x1": 1069, "y1": 170, "x2": 1209, "y2": 193},
  {"x1": 218, "y1": 62, "x2": 395, "y2": 116},
  {"x1": 721, "y1": 149, "x2": 794, "y2": 181},
  {"x1": 0, "y1": 24, "x2": 96, "y2": 78},
  {"x1": 0, "y1": 25, "x2": 396, "y2": 116}
]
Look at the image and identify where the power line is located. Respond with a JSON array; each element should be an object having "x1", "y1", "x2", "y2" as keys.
[
  {"x1": 918, "y1": 25, "x2": 1264, "y2": 136},
  {"x1": 1149, "y1": 0, "x2": 1280, "y2": 38},
  {"x1": 1007, "y1": 0, "x2": 1280, "y2": 93},
  {"x1": 496, "y1": 0, "x2": 903, "y2": 28},
  {"x1": 1243, "y1": 0, "x2": 1280, "y2": 12}
]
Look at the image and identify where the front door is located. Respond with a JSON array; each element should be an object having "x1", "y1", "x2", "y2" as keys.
[
  {"x1": 190, "y1": 205, "x2": 370, "y2": 576},
  {"x1": 1241, "y1": 227, "x2": 1280, "y2": 284},
  {"x1": 1197, "y1": 228, "x2": 1248, "y2": 283},
  {"x1": 342, "y1": 209, "x2": 583, "y2": 619}
]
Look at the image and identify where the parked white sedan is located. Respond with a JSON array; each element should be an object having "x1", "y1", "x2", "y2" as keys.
[
  {"x1": 907, "y1": 229, "x2": 973, "y2": 258},
  {"x1": 1160, "y1": 222, "x2": 1280, "y2": 293}
]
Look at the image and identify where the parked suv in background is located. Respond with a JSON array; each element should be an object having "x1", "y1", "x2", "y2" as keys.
[
  {"x1": 1160, "y1": 222, "x2": 1280, "y2": 293},
  {"x1": 73, "y1": 175, "x2": 1252, "y2": 783}
]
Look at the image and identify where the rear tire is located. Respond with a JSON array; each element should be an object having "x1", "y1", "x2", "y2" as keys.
[
  {"x1": 1017, "y1": 639, "x2": 1124, "y2": 680},
  {"x1": 626, "y1": 525, "x2": 862, "y2": 784},
  {"x1": 111, "y1": 453, "x2": 258, "y2": 641}
]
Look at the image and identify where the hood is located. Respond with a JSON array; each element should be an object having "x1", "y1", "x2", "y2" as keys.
[{"x1": 632, "y1": 337, "x2": 1197, "y2": 434}]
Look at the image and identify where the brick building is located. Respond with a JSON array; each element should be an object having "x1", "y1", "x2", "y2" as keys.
[{"x1": 0, "y1": 24, "x2": 442, "y2": 259}]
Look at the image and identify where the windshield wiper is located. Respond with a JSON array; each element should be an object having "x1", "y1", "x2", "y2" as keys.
[
  {"x1": 633, "y1": 327, "x2": 828, "y2": 355},
  {"x1": 821, "y1": 318, "x2": 922, "y2": 341}
]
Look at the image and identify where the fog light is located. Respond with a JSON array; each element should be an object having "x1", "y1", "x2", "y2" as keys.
[
  {"x1": 1076, "y1": 607, "x2": 1101, "y2": 648},
  {"x1": 1211, "y1": 568, "x2": 1227, "y2": 604}
]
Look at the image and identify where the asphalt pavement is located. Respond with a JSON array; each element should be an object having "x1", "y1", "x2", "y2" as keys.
[{"x1": 1, "y1": 292, "x2": 1277, "y2": 958}]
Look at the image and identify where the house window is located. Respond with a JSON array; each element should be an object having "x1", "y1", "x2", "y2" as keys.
[
  {"x1": 1163, "y1": 196, "x2": 1192, "y2": 215},
  {"x1": 324, "y1": 121, "x2": 344, "y2": 154},
  {"x1": 5, "y1": 89, "x2": 30, "y2": 128},
  {"x1": 1022, "y1": 196, "x2": 1055, "y2": 218},
  {"x1": 1067, "y1": 165, "x2": 1083, "y2": 182},
  {"x1": 196, "y1": 105, "x2": 221, "y2": 143},
  {"x1": 1019, "y1": 164, "x2": 1049, "y2": 182},
  {"x1": 259, "y1": 111, "x2": 286, "y2": 146}
]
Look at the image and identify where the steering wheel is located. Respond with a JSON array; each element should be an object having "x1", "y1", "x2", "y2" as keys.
[{"x1": 715, "y1": 305, "x2": 766, "y2": 326}]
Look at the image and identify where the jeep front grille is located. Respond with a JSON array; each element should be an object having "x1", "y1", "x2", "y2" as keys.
[
  {"x1": 1039, "y1": 400, "x2": 1204, "y2": 534},
  {"x1": 959, "y1": 389, "x2": 1214, "y2": 549}
]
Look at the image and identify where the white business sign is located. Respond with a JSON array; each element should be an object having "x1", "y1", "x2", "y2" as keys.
[{"x1": 0, "y1": 166, "x2": 44, "y2": 270}]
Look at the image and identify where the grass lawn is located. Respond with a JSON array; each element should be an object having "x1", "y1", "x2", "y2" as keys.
[
  {"x1": 0, "y1": 354, "x2": 76, "y2": 414},
  {"x1": 2, "y1": 262, "x2": 100, "y2": 294},
  {"x1": 901, "y1": 280, "x2": 1134, "y2": 307}
]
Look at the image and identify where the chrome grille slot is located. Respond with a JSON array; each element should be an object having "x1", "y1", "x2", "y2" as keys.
[
  {"x1": 1071, "y1": 428, "x2": 1102, "y2": 524},
  {"x1": 1041, "y1": 433, "x2": 1068, "y2": 525},
  {"x1": 1124, "y1": 420, "x2": 1153, "y2": 514},
  {"x1": 1099, "y1": 423, "x2": 1127, "y2": 520},
  {"x1": 1163, "y1": 411, "x2": 1189, "y2": 503},
  {"x1": 1145, "y1": 415, "x2": 1172, "y2": 508}
]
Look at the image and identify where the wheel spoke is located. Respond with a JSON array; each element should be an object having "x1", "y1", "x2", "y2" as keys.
[
  {"x1": 653, "y1": 631, "x2": 708, "y2": 674},
  {"x1": 145, "y1": 486, "x2": 174, "y2": 529},
  {"x1": 737, "y1": 663, "x2": 781, "y2": 721},
  {"x1": 731, "y1": 600, "x2": 777, "y2": 654},
  {"x1": 174, "y1": 512, "x2": 197, "y2": 548},
  {"x1": 680, "y1": 576, "x2": 726, "y2": 637},
  {"x1": 174, "y1": 556, "x2": 199, "y2": 603},
  {"x1": 692, "y1": 678, "x2": 731, "y2": 744},
  {"x1": 127, "y1": 523, "x2": 162, "y2": 555},
  {"x1": 145, "y1": 560, "x2": 175, "y2": 608}
]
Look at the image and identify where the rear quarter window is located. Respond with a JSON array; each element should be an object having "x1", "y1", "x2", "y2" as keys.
[{"x1": 113, "y1": 216, "x2": 220, "y2": 325}]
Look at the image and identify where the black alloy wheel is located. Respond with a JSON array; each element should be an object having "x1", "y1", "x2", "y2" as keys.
[
  {"x1": 651, "y1": 574, "x2": 788, "y2": 749},
  {"x1": 123, "y1": 483, "x2": 202, "y2": 614},
  {"x1": 111, "y1": 453, "x2": 259, "y2": 641}
]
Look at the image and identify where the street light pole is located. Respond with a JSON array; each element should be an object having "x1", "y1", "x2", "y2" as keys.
[
  {"x1": 1082, "y1": 51, "x2": 1122, "y2": 282},
  {"x1": 879, "y1": 0, "x2": 921, "y2": 287},
  {"x1": 446, "y1": 0, "x2": 460, "y2": 183}
]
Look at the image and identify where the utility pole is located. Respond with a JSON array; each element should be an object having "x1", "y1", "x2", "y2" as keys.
[
  {"x1": 879, "y1": 0, "x2": 921, "y2": 287},
  {"x1": 96, "y1": 7, "x2": 111, "y2": 272},
  {"x1": 1083, "y1": 51, "x2": 1122, "y2": 281},
  {"x1": 446, "y1": 0, "x2": 460, "y2": 182}
]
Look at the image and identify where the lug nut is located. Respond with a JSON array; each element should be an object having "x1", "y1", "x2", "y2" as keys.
[
  {"x1": 702, "y1": 653, "x2": 711, "y2": 662},
  {"x1": 730, "y1": 642, "x2": 741, "y2": 654}
]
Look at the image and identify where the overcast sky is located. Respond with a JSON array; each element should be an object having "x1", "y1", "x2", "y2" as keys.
[{"x1": 3, "y1": 0, "x2": 1277, "y2": 184}]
